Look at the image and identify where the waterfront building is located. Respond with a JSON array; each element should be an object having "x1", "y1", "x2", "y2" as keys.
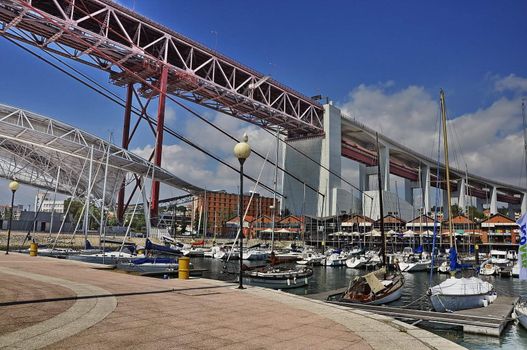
[
  {"x1": 193, "y1": 191, "x2": 277, "y2": 235},
  {"x1": 35, "y1": 192, "x2": 64, "y2": 213},
  {"x1": 374, "y1": 214, "x2": 406, "y2": 232},
  {"x1": 341, "y1": 214, "x2": 374, "y2": 233},
  {"x1": 480, "y1": 213, "x2": 519, "y2": 244},
  {"x1": 405, "y1": 214, "x2": 435, "y2": 234}
]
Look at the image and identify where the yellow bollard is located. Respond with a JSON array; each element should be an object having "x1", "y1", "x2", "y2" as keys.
[
  {"x1": 178, "y1": 256, "x2": 190, "y2": 279},
  {"x1": 29, "y1": 242, "x2": 38, "y2": 257}
]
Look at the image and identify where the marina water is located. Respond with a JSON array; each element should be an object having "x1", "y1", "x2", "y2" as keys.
[{"x1": 190, "y1": 257, "x2": 527, "y2": 350}]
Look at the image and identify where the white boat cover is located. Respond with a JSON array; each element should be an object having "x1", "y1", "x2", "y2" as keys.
[{"x1": 430, "y1": 277, "x2": 493, "y2": 296}]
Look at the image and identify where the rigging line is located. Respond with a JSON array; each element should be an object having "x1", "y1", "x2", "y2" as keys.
[
  {"x1": 260, "y1": 127, "x2": 374, "y2": 200},
  {"x1": 2, "y1": 38, "x2": 279, "y2": 198},
  {"x1": 9, "y1": 0, "x2": 370, "y2": 202},
  {"x1": 7, "y1": 2, "x2": 326, "y2": 200},
  {"x1": 4, "y1": 38, "x2": 321, "y2": 200},
  {"x1": 429, "y1": 100, "x2": 443, "y2": 287}
]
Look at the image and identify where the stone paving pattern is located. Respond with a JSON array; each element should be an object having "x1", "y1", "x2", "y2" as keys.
[{"x1": 0, "y1": 253, "x2": 466, "y2": 349}]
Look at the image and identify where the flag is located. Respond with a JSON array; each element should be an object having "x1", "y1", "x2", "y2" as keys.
[{"x1": 516, "y1": 213, "x2": 527, "y2": 280}]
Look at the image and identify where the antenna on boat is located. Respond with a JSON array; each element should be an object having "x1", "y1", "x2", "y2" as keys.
[{"x1": 375, "y1": 132, "x2": 387, "y2": 267}]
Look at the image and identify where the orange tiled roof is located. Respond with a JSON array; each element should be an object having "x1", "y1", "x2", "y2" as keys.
[
  {"x1": 407, "y1": 215, "x2": 435, "y2": 224},
  {"x1": 481, "y1": 213, "x2": 516, "y2": 224},
  {"x1": 379, "y1": 215, "x2": 405, "y2": 224},
  {"x1": 278, "y1": 215, "x2": 303, "y2": 224},
  {"x1": 446, "y1": 215, "x2": 474, "y2": 225},
  {"x1": 344, "y1": 214, "x2": 374, "y2": 224}
]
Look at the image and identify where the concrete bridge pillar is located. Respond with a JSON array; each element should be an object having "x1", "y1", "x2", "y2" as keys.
[
  {"x1": 359, "y1": 164, "x2": 369, "y2": 192},
  {"x1": 457, "y1": 178, "x2": 466, "y2": 211},
  {"x1": 378, "y1": 144, "x2": 390, "y2": 192},
  {"x1": 420, "y1": 164, "x2": 431, "y2": 215},
  {"x1": 442, "y1": 189, "x2": 450, "y2": 220},
  {"x1": 490, "y1": 186, "x2": 498, "y2": 215},
  {"x1": 404, "y1": 179, "x2": 413, "y2": 206},
  {"x1": 281, "y1": 103, "x2": 346, "y2": 217}
]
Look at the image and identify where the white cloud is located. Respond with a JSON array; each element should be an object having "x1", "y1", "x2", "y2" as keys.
[
  {"x1": 495, "y1": 74, "x2": 527, "y2": 93},
  {"x1": 340, "y1": 80, "x2": 526, "y2": 188}
]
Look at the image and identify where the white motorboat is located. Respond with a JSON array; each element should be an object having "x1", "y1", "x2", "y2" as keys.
[
  {"x1": 345, "y1": 255, "x2": 370, "y2": 269},
  {"x1": 398, "y1": 259, "x2": 432, "y2": 272},
  {"x1": 438, "y1": 261, "x2": 450, "y2": 274},
  {"x1": 325, "y1": 252, "x2": 347, "y2": 266},
  {"x1": 515, "y1": 300, "x2": 527, "y2": 329},
  {"x1": 296, "y1": 250, "x2": 325, "y2": 266},
  {"x1": 182, "y1": 247, "x2": 206, "y2": 257},
  {"x1": 479, "y1": 260, "x2": 500, "y2": 276},
  {"x1": 242, "y1": 249, "x2": 268, "y2": 261},
  {"x1": 489, "y1": 250, "x2": 510, "y2": 265},
  {"x1": 428, "y1": 277, "x2": 497, "y2": 312}
]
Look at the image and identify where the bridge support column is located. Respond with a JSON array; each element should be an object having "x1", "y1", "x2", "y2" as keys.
[
  {"x1": 457, "y1": 178, "x2": 466, "y2": 212},
  {"x1": 378, "y1": 144, "x2": 390, "y2": 192},
  {"x1": 281, "y1": 103, "x2": 344, "y2": 216},
  {"x1": 522, "y1": 193, "x2": 527, "y2": 216},
  {"x1": 117, "y1": 83, "x2": 133, "y2": 225},
  {"x1": 490, "y1": 186, "x2": 498, "y2": 215},
  {"x1": 443, "y1": 189, "x2": 450, "y2": 220},
  {"x1": 359, "y1": 164, "x2": 370, "y2": 193},
  {"x1": 404, "y1": 179, "x2": 413, "y2": 206},
  {"x1": 150, "y1": 66, "x2": 169, "y2": 224},
  {"x1": 420, "y1": 164, "x2": 431, "y2": 215}
]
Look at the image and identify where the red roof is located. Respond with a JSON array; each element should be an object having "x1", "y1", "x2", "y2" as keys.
[{"x1": 481, "y1": 213, "x2": 516, "y2": 224}]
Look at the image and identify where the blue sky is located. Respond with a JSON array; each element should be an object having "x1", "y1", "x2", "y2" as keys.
[{"x1": 0, "y1": 0, "x2": 526, "y2": 207}]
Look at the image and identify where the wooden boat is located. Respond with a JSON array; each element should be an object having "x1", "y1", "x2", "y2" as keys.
[
  {"x1": 336, "y1": 133, "x2": 404, "y2": 305},
  {"x1": 337, "y1": 266, "x2": 404, "y2": 305},
  {"x1": 243, "y1": 265, "x2": 313, "y2": 289}
]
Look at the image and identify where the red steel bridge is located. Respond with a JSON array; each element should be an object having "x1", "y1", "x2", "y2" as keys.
[{"x1": 0, "y1": 0, "x2": 524, "y2": 220}]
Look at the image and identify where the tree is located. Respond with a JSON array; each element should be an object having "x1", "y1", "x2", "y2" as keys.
[
  {"x1": 63, "y1": 198, "x2": 84, "y2": 223},
  {"x1": 450, "y1": 204, "x2": 462, "y2": 217}
]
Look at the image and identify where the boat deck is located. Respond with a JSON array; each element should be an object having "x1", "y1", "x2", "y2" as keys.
[{"x1": 308, "y1": 289, "x2": 518, "y2": 337}]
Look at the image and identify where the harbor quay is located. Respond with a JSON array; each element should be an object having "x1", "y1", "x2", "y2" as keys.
[{"x1": 0, "y1": 253, "x2": 465, "y2": 350}]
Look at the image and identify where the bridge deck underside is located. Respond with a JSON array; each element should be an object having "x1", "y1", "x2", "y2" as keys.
[
  {"x1": 341, "y1": 119, "x2": 523, "y2": 205},
  {"x1": 0, "y1": 0, "x2": 324, "y2": 138}
]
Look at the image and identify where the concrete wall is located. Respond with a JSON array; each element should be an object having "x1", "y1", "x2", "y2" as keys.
[{"x1": 362, "y1": 190, "x2": 416, "y2": 221}]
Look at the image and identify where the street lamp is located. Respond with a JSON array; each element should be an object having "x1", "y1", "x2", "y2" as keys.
[
  {"x1": 233, "y1": 133, "x2": 251, "y2": 289},
  {"x1": 6, "y1": 180, "x2": 19, "y2": 255}
]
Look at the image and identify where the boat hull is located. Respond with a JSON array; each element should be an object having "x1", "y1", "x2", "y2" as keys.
[
  {"x1": 243, "y1": 275, "x2": 311, "y2": 289},
  {"x1": 398, "y1": 261, "x2": 430, "y2": 272},
  {"x1": 367, "y1": 284, "x2": 403, "y2": 305},
  {"x1": 429, "y1": 293, "x2": 493, "y2": 312}
]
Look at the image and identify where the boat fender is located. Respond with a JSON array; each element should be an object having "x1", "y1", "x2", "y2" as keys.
[
  {"x1": 482, "y1": 299, "x2": 489, "y2": 307},
  {"x1": 287, "y1": 279, "x2": 291, "y2": 286},
  {"x1": 293, "y1": 276, "x2": 297, "y2": 284}
]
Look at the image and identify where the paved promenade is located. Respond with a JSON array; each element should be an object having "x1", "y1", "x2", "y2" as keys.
[{"x1": 0, "y1": 253, "x2": 465, "y2": 349}]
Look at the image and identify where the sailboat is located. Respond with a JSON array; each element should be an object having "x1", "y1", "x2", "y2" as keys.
[
  {"x1": 335, "y1": 133, "x2": 405, "y2": 305},
  {"x1": 428, "y1": 89, "x2": 497, "y2": 312},
  {"x1": 241, "y1": 130, "x2": 313, "y2": 289}
]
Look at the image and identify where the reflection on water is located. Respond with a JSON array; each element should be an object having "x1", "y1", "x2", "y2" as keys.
[{"x1": 190, "y1": 258, "x2": 527, "y2": 350}]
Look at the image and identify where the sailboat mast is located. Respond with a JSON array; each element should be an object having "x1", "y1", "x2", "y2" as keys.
[
  {"x1": 440, "y1": 89, "x2": 455, "y2": 248},
  {"x1": 375, "y1": 133, "x2": 387, "y2": 266},
  {"x1": 522, "y1": 100, "x2": 527, "y2": 182},
  {"x1": 270, "y1": 128, "x2": 280, "y2": 252}
]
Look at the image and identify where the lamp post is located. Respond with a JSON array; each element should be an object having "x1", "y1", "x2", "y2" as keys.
[
  {"x1": 233, "y1": 133, "x2": 251, "y2": 289},
  {"x1": 6, "y1": 180, "x2": 19, "y2": 255}
]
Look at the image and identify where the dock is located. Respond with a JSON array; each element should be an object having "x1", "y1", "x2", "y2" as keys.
[{"x1": 317, "y1": 291, "x2": 518, "y2": 337}]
